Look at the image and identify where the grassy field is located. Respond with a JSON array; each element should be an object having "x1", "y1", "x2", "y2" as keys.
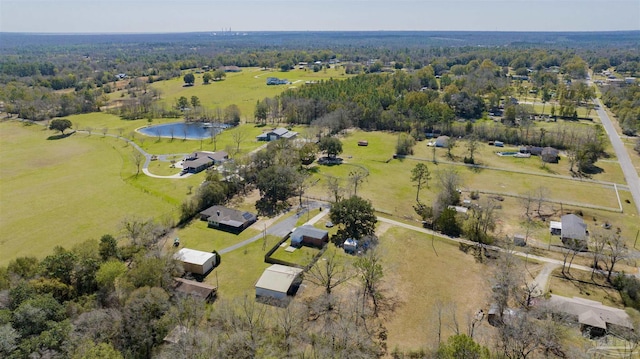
[
  {"x1": 378, "y1": 226, "x2": 491, "y2": 350},
  {"x1": 0, "y1": 121, "x2": 181, "y2": 266},
  {"x1": 269, "y1": 241, "x2": 322, "y2": 267},
  {"x1": 150, "y1": 67, "x2": 350, "y2": 118},
  {"x1": 548, "y1": 269, "x2": 623, "y2": 308}
]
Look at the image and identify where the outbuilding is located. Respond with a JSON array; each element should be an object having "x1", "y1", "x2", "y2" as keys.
[
  {"x1": 435, "y1": 136, "x2": 450, "y2": 148},
  {"x1": 173, "y1": 248, "x2": 217, "y2": 275},
  {"x1": 255, "y1": 264, "x2": 304, "y2": 300},
  {"x1": 172, "y1": 277, "x2": 217, "y2": 302},
  {"x1": 290, "y1": 225, "x2": 329, "y2": 248},
  {"x1": 561, "y1": 214, "x2": 588, "y2": 248},
  {"x1": 343, "y1": 238, "x2": 358, "y2": 253}
]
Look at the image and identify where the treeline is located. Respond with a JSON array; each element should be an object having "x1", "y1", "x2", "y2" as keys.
[
  {"x1": 256, "y1": 66, "x2": 600, "y2": 151},
  {"x1": 601, "y1": 84, "x2": 640, "y2": 136}
]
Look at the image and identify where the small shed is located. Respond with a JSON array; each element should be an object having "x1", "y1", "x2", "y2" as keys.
[
  {"x1": 343, "y1": 238, "x2": 358, "y2": 253},
  {"x1": 435, "y1": 136, "x2": 450, "y2": 148},
  {"x1": 172, "y1": 277, "x2": 217, "y2": 302},
  {"x1": 513, "y1": 234, "x2": 526, "y2": 246},
  {"x1": 494, "y1": 141, "x2": 504, "y2": 147},
  {"x1": 549, "y1": 221, "x2": 562, "y2": 235},
  {"x1": 290, "y1": 225, "x2": 329, "y2": 248},
  {"x1": 173, "y1": 248, "x2": 217, "y2": 275},
  {"x1": 358, "y1": 140, "x2": 369, "y2": 146},
  {"x1": 541, "y1": 147, "x2": 559, "y2": 163},
  {"x1": 255, "y1": 264, "x2": 304, "y2": 300}
]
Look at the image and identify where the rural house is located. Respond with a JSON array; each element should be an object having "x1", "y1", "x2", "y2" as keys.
[
  {"x1": 266, "y1": 77, "x2": 289, "y2": 85},
  {"x1": 199, "y1": 205, "x2": 257, "y2": 233},
  {"x1": 182, "y1": 151, "x2": 228, "y2": 173},
  {"x1": 290, "y1": 225, "x2": 329, "y2": 248},
  {"x1": 256, "y1": 127, "x2": 298, "y2": 141},
  {"x1": 255, "y1": 264, "x2": 304, "y2": 300},
  {"x1": 173, "y1": 248, "x2": 218, "y2": 275},
  {"x1": 560, "y1": 214, "x2": 588, "y2": 247},
  {"x1": 541, "y1": 147, "x2": 560, "y2": 163},
  {"x1": 547, "y1": 295, "x2": 633, "y2": 337}
]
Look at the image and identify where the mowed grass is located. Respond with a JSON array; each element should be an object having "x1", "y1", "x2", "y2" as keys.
[
  {"x1": 205, "y1": 239, "x2": 271, "y2": 299},
  {"x1": 379, "y1": 226, "x2": 490, "y2": 350},
  {"x1": 304, "y1": 130, "x2": 624, "y2": 222},
  {"x1": 270, "y1": 241, "x2": 322, "y2": 267},
  {"x1": 151, "y1": 67, "x2": 350, "y2": 118},
  {"x1": 173, "y1": 219, "x2": 262, "y2": 253},
  {"x1": 0, "y1": 121, "x2": 178, "y2": 266}
]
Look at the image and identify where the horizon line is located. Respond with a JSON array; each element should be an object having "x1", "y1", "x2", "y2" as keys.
[{"x1": 2, "y1": 29, "x2": 639, "y2": 36}]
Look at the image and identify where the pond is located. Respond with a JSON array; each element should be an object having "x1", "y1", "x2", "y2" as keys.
[{"x1": 137, "y1": 122, "x2": 229, "y2": 140}]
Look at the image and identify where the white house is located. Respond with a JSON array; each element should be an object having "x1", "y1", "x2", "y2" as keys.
[
  {"x1": 173, "y1": 248, "x2": 217, "y2": 275},
  {"x1": 255, "y1": 264, "x2": 303, "y2": 300}
]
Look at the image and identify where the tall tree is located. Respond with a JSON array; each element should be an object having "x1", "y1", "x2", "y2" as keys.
[
  {"x1": 348, "y1": 168, "x2": 368, "y2": 196},
  {"x1": 411, "y1": 163, "x2": 431, "y2": 202},
  {"x1": 183, "y1": 73, "x2": 195, "y2": 86},
  {"x1": 202, "y1": 72, "x2": 212, "y2": 84},
  {"x1": 318, "y1": 136, "x2": 343, "y2": 159},
  {"x1": 329, "y1": 196, "x2": 377, "y2": 242},
  {"x1": 49, "y1": 118, "x2": 72, "y2": 135},
  {"x1": 305, "y1": 251, "x2": 351, "y2": 295},
  {"x1": 354, "y1": 248, "x2": 384, "y2": 316}
]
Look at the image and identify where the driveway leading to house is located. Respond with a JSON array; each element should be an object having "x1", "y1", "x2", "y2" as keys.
[{"x1": 529, "y1": 263, "x2": 560, "y2": 296}]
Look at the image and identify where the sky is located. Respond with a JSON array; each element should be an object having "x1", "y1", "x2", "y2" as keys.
[{"x1": 1, "y1": 0, "x2": 639, "y2": 33}]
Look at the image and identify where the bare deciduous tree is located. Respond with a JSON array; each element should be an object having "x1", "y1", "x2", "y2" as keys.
[
  {"x1": 326, "y1": 175, "x2": 343, "y2": 203},
  {"x1": 605, "y1": 231, "x2": 628, "y2": 282},
  {"x1": 305, "y1": 251, "x2": 352, "y2": 295},
  {"x1": 348, "y1": 168, "x2": 368, "y2": 197},
  {"x1": 132, "y1": 150, "x2": 144, "y2": 176},
  {"x1": 231, "y1": 127, "x2": 248, "y2": 153}
]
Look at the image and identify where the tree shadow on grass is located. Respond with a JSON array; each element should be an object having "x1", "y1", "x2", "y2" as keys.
[{"x1": 47, "y1": 131, "x2": 75, "y2": 140}]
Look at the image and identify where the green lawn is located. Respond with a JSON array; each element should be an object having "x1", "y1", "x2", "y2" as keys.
[
  {"x1": 269, "y1": 240, "x2": 322, "y2": 267},
  {"x1": 205, "y1": 239, "x2": 271, "y2": 299},
  {"x1": 174, "y1": 219, "x2": 262, "y2": 253},
  {"x1": 0, "y1": 121, "x2": 178, "y2": 266},
  {"x1": 151, "y1": 67, "x2": 350, "y2": 119}
]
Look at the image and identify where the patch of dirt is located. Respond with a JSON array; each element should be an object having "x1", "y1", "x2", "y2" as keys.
[{"x1": 376, "y1": 222, "x2": 391, "y2": 237}]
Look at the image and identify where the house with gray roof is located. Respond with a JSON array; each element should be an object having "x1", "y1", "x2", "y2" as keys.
[
  {"x1": 199, "y1": 205, "x2": 257, "y2": 234},
  {"x1": 182, "y1": 151, "x2": 228, "y2": 173},
  {"x1": 547, "y1": 295, "x2": 633, "y2": 337},
  {"x1": 560, "y1": 214, "x2": 588, "y2": 248},
  {"x1": 290, "y1": 225, "x2": 329, "y2": 248},
  {"x1": 256, "y1": 127, "x2": 298, "y2": 142}
]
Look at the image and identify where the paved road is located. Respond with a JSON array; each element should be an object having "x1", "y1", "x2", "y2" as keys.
[
  {"x1": 218, "y1": 202, "x2": 327, "y2": 254},
  {"x1": 594, "y1": 98, "x2": 640, "y2": 216},
  {"x1": 376, "y1": 216, "x2": 594, "y2": 272}
]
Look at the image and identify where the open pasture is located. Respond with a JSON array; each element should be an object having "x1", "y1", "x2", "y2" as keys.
[
  {"x1": 150, "y1": 67, "x2": 350, "y2": 119},
  {"x1": 0, "y1": 121, "x2": 179, "y2": 266}
]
